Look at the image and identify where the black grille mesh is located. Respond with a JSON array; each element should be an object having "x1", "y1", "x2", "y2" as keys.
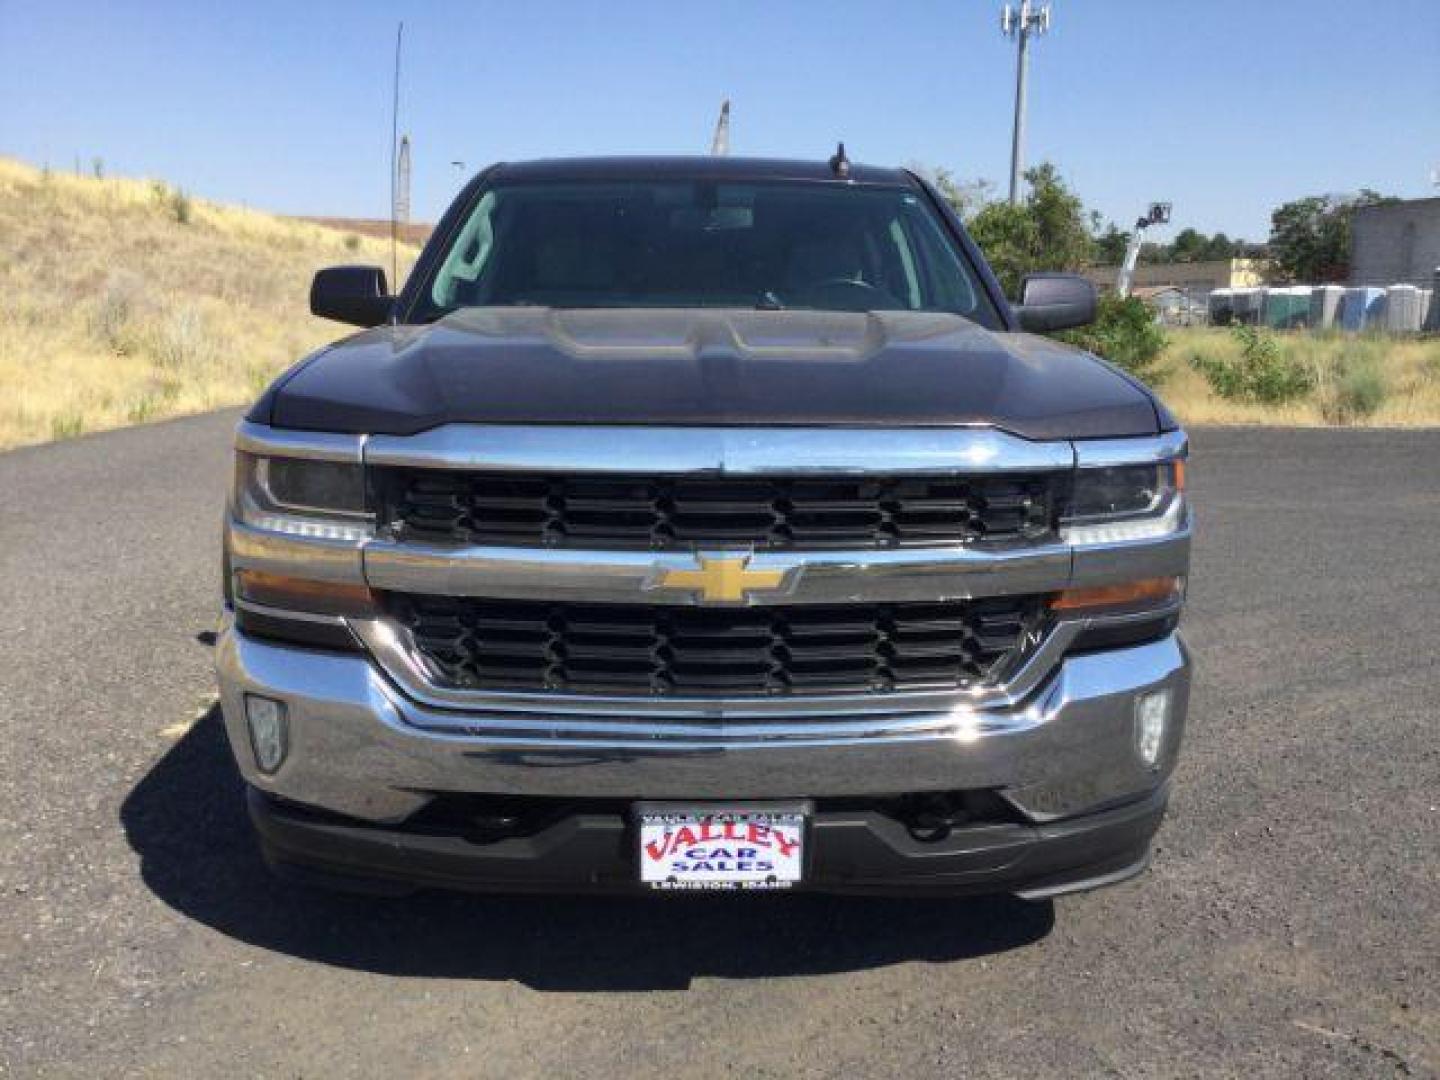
[
  {"x1": 391, "y1": 595, "x2": 1044, "y2": 697},
  {"x1": 379, "y1": 471, "x2": 1055, "y2": 550}
]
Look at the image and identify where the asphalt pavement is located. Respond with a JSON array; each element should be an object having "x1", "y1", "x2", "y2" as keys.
[{"x1": 1, "y1": 412, "x2": 1436, "y2": 1078}]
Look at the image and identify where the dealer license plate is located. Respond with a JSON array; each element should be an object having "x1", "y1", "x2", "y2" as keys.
[{"x1": 637, "y1": 805, "x2": 806, "y2": 891}]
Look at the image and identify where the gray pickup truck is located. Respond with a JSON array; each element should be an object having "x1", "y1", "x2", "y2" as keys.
[{"x1": 218, "y1": 155, "x2": 1191, "y2": 897}]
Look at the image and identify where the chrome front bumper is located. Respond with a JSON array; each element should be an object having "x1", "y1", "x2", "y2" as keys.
[{"x1": 216, "y1": 613, "x2": 1190, "y2": 826}]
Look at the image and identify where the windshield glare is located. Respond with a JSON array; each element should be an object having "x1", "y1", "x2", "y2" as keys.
[{"x1": 418, "y1": 180, "x2": 998, "y2": 325}]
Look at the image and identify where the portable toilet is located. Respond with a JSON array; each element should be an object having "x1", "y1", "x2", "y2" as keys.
[
  {"x1": 1228, "y1": 288, "x2": 1250, "y2": 324},
  {"x1": 1364, "y1": 288, "x2": 1388, "y2": 329},
  {"x1": 1340, "y1": 287, "x2": 1385, "y2": 331},
  {"x1": 1310, "y1": 285, "x2": 1344, "y2": 329},
  {"x1": 1208, "y1": 288, "x2": 1235, "y2": 326},
  {"x1": 1293, "y1": 286, "x2": 1315, "y2": 328},
  {"x1": 1247, "y1": 288, "x2": 1269, "y2": 325},
  {"x1": 1385, "y1": 285, "x2": 1422, "y2": 333},
  {"x1": 1232, "y1": 288, "x2": 1266, "y2": 326},
  {"x1": 1262, "y1": 290, "x2": 1287, "y2": 328},
  {"x1": 1266, "y1": 286, "x2": 1312, "y2": 329}
]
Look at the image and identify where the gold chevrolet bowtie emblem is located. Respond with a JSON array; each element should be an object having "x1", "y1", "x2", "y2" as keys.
[{"x1": 653, "y1": 554, "x2": 789, "y2": 603}]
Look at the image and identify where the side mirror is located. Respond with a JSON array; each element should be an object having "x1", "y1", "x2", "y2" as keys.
[
  {"x1": 1014, "y1": 273, "x2": 1097, "y2": 332},
  {"x1": 310, "y1": 265, "x2": 392, "y2": 327}
]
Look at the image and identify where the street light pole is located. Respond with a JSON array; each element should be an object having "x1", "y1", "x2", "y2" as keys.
[{"x1": 1001, "y1": 2, "x2": 1050, "y2": 205}]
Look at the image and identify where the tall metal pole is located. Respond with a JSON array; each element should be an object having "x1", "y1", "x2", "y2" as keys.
[
  {"x1": 389, "y1": 22, "x2": 403, "y2": 287},
  {"x1": 1008, "y1": 1, "x2": 1031, "y2": 205},
  {"x1": 1002, "y1": 2, "x2": 1049, "y2": 205}
]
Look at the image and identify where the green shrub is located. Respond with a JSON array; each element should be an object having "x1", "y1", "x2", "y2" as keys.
[
  {"x1": 1320, "y1": 345, "x2": 1387, "y2": 424},
  {"x1": 1056, "y1": 294, "x2": 1169, "y2": 385},
  {"x1": 1191, "y1": 325, "x2": 1313, "y2": 405}
]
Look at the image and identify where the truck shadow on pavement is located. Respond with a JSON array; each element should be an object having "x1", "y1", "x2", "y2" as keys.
[{"x1": 120, "y1": 705, "x2": 1055, "y2": 992}]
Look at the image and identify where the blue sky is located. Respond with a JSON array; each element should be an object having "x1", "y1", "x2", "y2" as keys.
[{"x1": 3, "y1": 0, "x2": 1437, "y2": 242}]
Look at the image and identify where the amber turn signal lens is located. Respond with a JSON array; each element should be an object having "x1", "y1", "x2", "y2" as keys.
[
  {"x1": 1051, "y1": 576, "x2": 1182, "y2": 612},
  {"x1": 1172, "y1": 460, "x2": 1187, "y2": 493},
  {"x1": 235, "y1": 570, "x2": 378, "y2": 617}
]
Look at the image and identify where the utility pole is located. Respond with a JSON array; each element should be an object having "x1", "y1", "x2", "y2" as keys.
[
  {"x1": 1000, "y1": 1, "x2": 1051, "y2": 205},
  {"x1": 389, "y1": 21, "x2": 404, "y2": 286}
]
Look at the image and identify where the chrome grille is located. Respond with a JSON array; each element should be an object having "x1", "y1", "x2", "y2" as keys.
[
  {"x1": 389, "y1": 595, "x2": 1045, "y2": 697},
  {"x1": 377, "y1": 471, "x2": 1056, "y2": 550}
]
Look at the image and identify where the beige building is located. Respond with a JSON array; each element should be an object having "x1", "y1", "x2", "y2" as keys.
[
  {"x1": 1082, "y1": 258, "x2": 1267, "y2": 294},
  {"x1": 1350, "y1": 198, "x2": 1440, "y2": 286}
]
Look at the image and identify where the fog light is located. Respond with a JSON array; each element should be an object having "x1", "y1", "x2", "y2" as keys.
[
  {"x1": 244, "y1": 694, "x2": 288, "y2": 774},
  {"x1": 1135, "y1": 689, "x2": 1171, "y2": 769}
]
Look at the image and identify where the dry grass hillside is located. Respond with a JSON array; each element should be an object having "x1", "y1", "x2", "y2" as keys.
[{"x1": 0, "y1": 157, "x2": 419, "y2": 450}]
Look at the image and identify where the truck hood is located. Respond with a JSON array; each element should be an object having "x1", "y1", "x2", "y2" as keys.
[{"x1": 263, "y1": 308, "x2": 1164, "y2": 440}]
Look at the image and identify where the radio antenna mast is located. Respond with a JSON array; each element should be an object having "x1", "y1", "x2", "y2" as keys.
[
  {"x1": 1000, "y1": 2, "x2": 1051, "y2": 204},
  {"x1": 389, "y1": 21, "x2": 404, "y2": 287}
]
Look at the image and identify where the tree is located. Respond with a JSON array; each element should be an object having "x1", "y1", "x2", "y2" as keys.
[
  {"x1": 1205, "y1": 232, "x2": 1238, "y2": 261},
  {"x1": 917, "y1": 162, "x2": 1166, "y2": 379},
  {"x1": 1025, "y1": 164, "x2": 1095, "y2": 272},
  {"x1": 1268, "y1": 190, "x2": 1396, "y2": 283},
  {"x1": 1169, "y1": 228, "x2": 1209, "y2": 263},
  {"x1": 1092, "y1": 223, "x2": 1130, "y2": 266},
  {"x1": 967, "y1": 201, "x2": 1040, "y2": 296},
  {"x1": 967, "y1": 163, "x2": 1093, "y2": 296},
  {"x1": 1127, "y1": 228, "x2": 1243, "y2": 266}
]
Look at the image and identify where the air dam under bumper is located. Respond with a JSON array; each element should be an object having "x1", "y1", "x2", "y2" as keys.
[
  {"x1": 216, "y1": 618, "x2": 1188, "y2": 895},
  {"x1": 249, "y1": 783, "x2": 1168, "y2": 898}
]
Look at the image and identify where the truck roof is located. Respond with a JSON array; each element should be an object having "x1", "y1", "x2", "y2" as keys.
[{"x1": 488, "y1": 155, "x2": 914, "y2": 186}]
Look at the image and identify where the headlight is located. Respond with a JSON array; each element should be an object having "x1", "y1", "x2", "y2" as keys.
[
  {"x1": 1061, "y1": 461, "x2": 1185, "y2": 545},
  {"x1": 234, "y1": 452, "x2": 373, "y2": 541}
]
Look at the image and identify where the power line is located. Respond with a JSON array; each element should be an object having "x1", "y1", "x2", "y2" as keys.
[{"x1": 1000, "y1": 1, "x2": 1050, "y2": 205}]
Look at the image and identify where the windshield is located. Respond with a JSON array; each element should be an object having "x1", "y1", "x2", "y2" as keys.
[{"x1": 413, "y1": 179, "x2": 1000, "y2": 326}]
